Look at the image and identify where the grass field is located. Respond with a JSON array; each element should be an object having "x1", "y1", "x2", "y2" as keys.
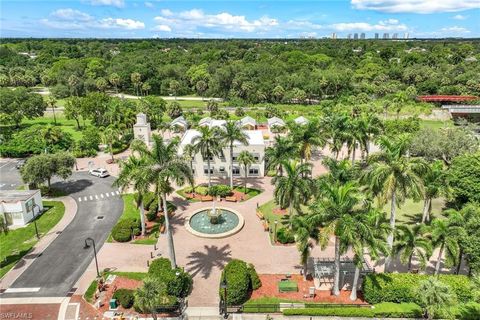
[
  {"x1": 22, "y1": 114, "x2": 87, "y2": 141},
  {"x1": 0, "y1": 201, "x2": 65, "y2": 278},
  {"x1": 420, "y1": 119, "x2": 454, "y2": 130},
  {"x1": 382, "y1": 197, "x2": 445, "y2": 225}
]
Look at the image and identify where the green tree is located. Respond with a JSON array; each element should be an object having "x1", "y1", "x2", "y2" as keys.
[
  {"x1": 447, "y1": 152, "x2": 480, "y2": 206},
  {"x1": 196, "y1": 80, "x2": 207, "y2": 99},
  {"x1": 291, "y1": 214, "x2": 321, "y2": 279},
  {"x1": 138, "y1": 96, "x2": 166, "y2": 129},
  {"x1": 192, "y1": 126, "x2": 223, "y2": 188},
  {"x1": 237, "y1": 150, "x2": 255, "y2": 193},
  {"x1": 182, "y1": 144, "x2": 197, "y2": 193},
  {"x1": 290, "y1": 119, "x2": 325, "y2": 163},
  {"x1": 0, "y1": 87, "x2": 46, "y2": 127},
  {"x1": 64, "y1": 96, "x2": 83, "y2": 129},
  {"x1": 101, "y1": 125, "x2": 121, "y2": 161},
  {"x1": 131, "y1": 72, "x2": 142, "y2": 96},
  {"x1": 134, "y1": 277, "x2": 167, "y2": 320},
  {"x1": 431, "y1": 218, "x2": 461, "y2": 275},
  {"x1": 95, "y1": 77, "x2": 108, "y2": 92},
  {"x1": 265, "y1": 136, "x2": 296, "y2": 176},
  {"x1": 169, "y1": 80, "x2": 180, "y2": 99},
  {"x1": 67, "y1": 74, "x2": 81, "y2": 96},
  {"x1": 394, "y1": 224, "x2": 432, "y2": 271},
  {"x1": 273, "y1": 160, "x2": 313, "y2": 219},
  {"x1": 221, "y1": 121, "x2": 249, "y2": 188},
  {"x1": 46, "y1": 95, "x2": 57, "y2": 125},
  {"x1": 417, "y1": 277, "x2": 455, "y2": 320},
  {"x1": 20, "y1": 153, "x2": 75, "y2": 189},
  {"x1": 166, "y1": 101, "x2": 183, "y2": 119},
  {"x1": 132, "y1": 135, "x2": 193, "y2": 267},
  {"x1": 109, "y1": 73, "x2": 121, "y2": 93},
  {"x1": 421, "y1": 161, "x2": 447, "y2": 223},
  {"x1": 362, "y1": 135, "x2": 428, "y2": 269}
]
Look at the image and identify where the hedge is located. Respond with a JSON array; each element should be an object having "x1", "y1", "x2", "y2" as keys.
[
  {"x1": 373, "y1": 302, "x2": 423, "y2": 318},
  {"x1": 111, "y1": 218, "x2": 141, "y2": 242},
  {"x1": 276, "y1": 228, "x2": 295, "y2": 244},
  {"x1": 248, "y1": 264, "x2": 262, "y2": 290},
  {"x1": 113, "y1": 288, "x2": 134, "y2": 308},
  {"x1": 207, "y1": 185, "x2": 232, "y2": 197},
  {"x1": 283, "y1": 307, "x2": 375, "y2": 317},
  {"x1": 148, "y1": 258, "x2": 193, "y2": 298},
  {"x1": 363, "y1": 273, "x2": 473, "y2": 304}
]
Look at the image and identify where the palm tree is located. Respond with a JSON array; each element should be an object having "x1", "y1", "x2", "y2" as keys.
[
  {"x1": 320, "y1": 157, "x2": 355, "y2": 185},
  {"x1": 237, "y1": 150, "x2": 255, "y2": 194},
  {"x1": 101, "y1": 125, "x2": 120, "y2": 162},
  {"x1": 131, "y1": 72, "x2": 142, "y2": 96},
  {"x1": 308, "y1": 181, "x2": 361, "y2": 296},
  {"x1": 132, "y1": 135, "x2": 193, "y2": 268},
  {"x1": 114, "y1": 152, "x2": 149, "y2": 236},
  {"x1": 325, "y1": 113, "x2": 349, "y2": 160},
  {"x1": 46, "y1": 96, "x2": 57, "y2": 125},
  {"x1": 221, "y1": 121, "x2": 249, "y2": 188},
  {"x1": 265, "y1": 136, "x2": 296, "y2": 176},
  {"x1": 344, "y1": 116, "x2": 366, "y2": 164},
  {"x1": 290, "y1": 120, "x2": 325, "y2": 163},
  {"x1": 135, "y1": 277, "x2": 167, "y2": 320},
  {"x1": 291, "y1": 215, "x2": 321, "y2": 279},
  {"x1": 109, "y1": 73, "x2": 121, "y2": 93},
  {"x1": 272, "y1": 160, "x2": 313, "y2": 219},
  {"x1": 421, "y1": 161, "x2": 446, "y2": 223},
  {"x1": 182, "y1": 144, "x2": 197, "y2": 193},
  {"x1": 362, "y1": 135, "x2": 428, "y2": 270},
  {"x1": 192, "y1": 126, "x2": 222, "y2": 188},
  {"x1": 394, "y1": 224, "x2": 432, "y2": 271},
  {"x1": 431, "y1": 218, "x2": 461, "y2": 275},
  {"x1": 417, "y1": 277, "x2": 455, "y2": 320},
  {"x1": 362, "y1": 112, "x2": 382, "y2": 158}
]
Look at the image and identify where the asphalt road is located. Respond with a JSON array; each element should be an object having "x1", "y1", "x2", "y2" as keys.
[
  {"x1": 0, "y1": 159, "x2": 23, "y2": 190},
  {"x1": 0, "y1": 162, "x2": 124, "y2": 298}
]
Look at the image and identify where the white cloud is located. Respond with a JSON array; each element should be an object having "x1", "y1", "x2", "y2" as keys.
[
  {"x1": 153, "y1": 8, "x2": 278, "y2": 33},
  {"x1": 99, "y1": 18, "x2": 145, "y2": 30},
  {"x1": 453, "y1": 14, "x2": 467, "y2": 20},
  {"x1": 330, "y1": 19, "x2": 407, "y2": 32},
  {"x1": 441, "y1": 26, "x2": 470, "y2": 33},
  {"x1": 87, "y1": 0, "x2": 124, "y2": 8},
  {"x1": 152, "y1": 24, "x2": 172, "y2": 32},
  {"x1": 144, "y1": 2, "x2": 154, "y2": 8},
  {"x1": 351, "y1": 0, "x2": 480, "y2": 14},
  {"x1": 50, "y1": 9, "x2": 93, "y2": 22}
]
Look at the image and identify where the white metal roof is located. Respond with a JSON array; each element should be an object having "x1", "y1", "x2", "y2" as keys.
[
  {"x1": 267, "y1": 117, "x2": 285, "y2": 127},
  {"x1": 198, "y1": 117, "x2": 227, "y2": 128},
  {"x1": 179, "y1": 129, "x2": 264, "y2": 152},
  {"x1": 294, "y1": 116, "x2": 309, "y2": 125},
  {"x1": 171, "y1": 116, "x2": 188, "y2": 127},
  {"x1": 240, "y1": 116, "x2": 256, "y2": 126}
]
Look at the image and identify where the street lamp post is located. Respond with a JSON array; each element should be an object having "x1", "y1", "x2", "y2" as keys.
[
  {"x1": 84, "y1": 237, "x2": 100, "y2": 277},
  {"x1": 32, "y1": 203, "x2": 40, "y2": 240},
  {"x1": 274, "y1": 221, "x2": 278, "y2": 243},
  {"x1": 220, "y1": 278, "x2": 228, "y2": 319}
]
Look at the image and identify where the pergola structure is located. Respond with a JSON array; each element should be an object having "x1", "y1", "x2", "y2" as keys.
[
  {"x1": 417, "y1": 95, "x2": 478, "y2": 103},
  {"x1": 313, "y1": 257, "x2": 374, "y2": 288}
]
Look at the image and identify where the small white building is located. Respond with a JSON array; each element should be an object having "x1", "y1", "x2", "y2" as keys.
[
  {"x1": 294, "y1": 116, "x2": 309, "y2": 126},
  {"x1": 239, "y1": 116, "x2": 257, "y2": 130},
  {"x1": 179, "y1": 127, "x2": 265, "y2": 179},
  {"x1": 0, "y1": 190, "x2": 43, "y2": 227},
  {"x1": 198, "y1": 117, "x2": 227, "y2": 128},
  {"x1": 171, "y1": 116, "x2": 188, "y2": 132},
  {"x1": 133, "y1": 113, "x2": 151, "y2": 146},
  {"x1": 267, "y1": 117, "x2": 286, "y2": 130}
]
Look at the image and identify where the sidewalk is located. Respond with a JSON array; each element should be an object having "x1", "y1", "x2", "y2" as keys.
[{"x1": 0, "y1": 196, "x2": 78, "y2": 291}]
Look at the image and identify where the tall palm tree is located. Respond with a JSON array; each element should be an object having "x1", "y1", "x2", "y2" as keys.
[
  {"x1": 101, "y1": 125, "x2": 121, "y2": 161},
  {"x1": 135, "y1": 277, "x2": 167, "y2": 320},
  {"x1": 182, "y1": 144, "x2": 197, "y2": 192},
  {"x1": 344, "y1": 116, "x2": 366, "y2": 164},
  {"x1": 237, "y1": 150, "x2": 255, "y2": 194},
  {"x1": 221, "y1": 121, "x2": 249, "y2": 188},
  {"x1": 46, "y1": 96, "x2": 57, "y2": 125},
  {"x1": 431, "y1": 218, "x2": 461, "y2": 275},
  {"x1": 325, "y1": 113, "x2": 349, "y2": 160},
  {"x1": 272, "y1": 160, "x2": 313, "y2": 219},
  {"x1": 192, "y1": 126, "x2": 222, "y2": 187},
  {"x1": 291, "y1": 214, "x2": 322, "y2": 279},
  {"x1": 421, "y1": 161, "x2": 447, "y2": 223},
  {"x1": 109, "y1": 73, "x2": 121, "y2": 93},
  {"x1": 320, "y1": 157, "x2": 355, "y2": 185},
  {"x1": 394, "y1": 224, "x2": 432, "y2": 271},
  {"x1": 290, "y1": 120, "x2": 325, "y2": 163},
  {"x1": 308, "y1": 181, "x2": 362, "y2": 296},
  {"x1": 132, "y1": 135, "x2": 193, "y2": 268},
  {"x1": 362, "y1": 135, "x2": 428, "y2": 269},
  {"x1": 417, "y1": 277, "x2": 455, "y2": 320},
  {"x1": 114, "y1": 152, "x2": 149, "y2": 236},
  {"x1": 265, "y1": 136, "x2": 296, "y2": 176},
  {"x1": 362, "y1": 112, "x2": 382, "y2": 158}
]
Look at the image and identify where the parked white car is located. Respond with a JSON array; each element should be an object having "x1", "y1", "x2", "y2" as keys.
[{"x1": 89, "y1": 168, "x2": 109, "y2": 178}]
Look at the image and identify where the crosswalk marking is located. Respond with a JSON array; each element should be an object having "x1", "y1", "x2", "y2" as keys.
[
  {"x1": 95, "y1": 195, "x2": 98, "y2": 200},
  {"x1": 84, "y1": 196, "x2": 87, "y2": 201},
  {"x1": 111, "y1": 192, "x2": 115, "y2": 196},
  {"x1": 78, "y1": 197, "x2": 82, "y2": 202},
  {"x1": 5, "y1": 287, "x2": 41, "y2": 293},
  {"x1": 106, "y1": 193, "x2": 110, "y2": 197},
  {"x1": 115, "y1": 191, "x2": 120, "y2": 195},
  {"x1": 100, "y1": 194, "x2": 104, "y2": 198},
  {"x1": 89, "y1": 195, "x2": 93, "y2": 200}
]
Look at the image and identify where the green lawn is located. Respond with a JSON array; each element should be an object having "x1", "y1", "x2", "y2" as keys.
[
  {"x1": 382, "y1": 197, "x2": 445, "y2": 225},
  {"x1": 105, "y1": 271, "x2": 148, "y2": 281},
  {"x1": 0, "y1": 201, "x2": 65, "y2": 278},
  {"x1": 22, "y1": 114, "x2": 87, "y2": 142},
  {"x1": 84, "y1": 279, "x2": 98, "y2": 303},
  {"x1": 233, "y1": 186, "x2": 262, "y2": 200},
  {"x1": 420, "y1": 119, "x2": 454, "y2": 130}
]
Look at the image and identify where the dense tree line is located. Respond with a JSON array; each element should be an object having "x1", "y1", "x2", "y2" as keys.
[{"x1": 1, "y1": 39, "x2": 479, "y2": 103}]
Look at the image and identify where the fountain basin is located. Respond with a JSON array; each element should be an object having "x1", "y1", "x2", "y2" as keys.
[{"x1": 185, "y1": 207, "x2": 244, "y2": 238}]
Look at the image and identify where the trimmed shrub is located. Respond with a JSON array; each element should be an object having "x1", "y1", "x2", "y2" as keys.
[
  {"x1": 220, "y1": 259, "x2": 251, "y2": 305},
  {"x1": 283, "y1": 307, "x2": 374, "y2": 317},
  {"x1": 208, "y1": 185, "x2": 232, "y2": 197},
  {"x1": 363, "y1": 273, "x2": 473, "y2": 304},
  {"x1": 276, "y1": 228, "x2": 295, "y2": 244},
  {"x1": 111, "y1": 218, "x2": 141, "y2": 242},
  {"x1": 148, "y1": 258, "x2": 193, "y2": 298},
  {"x1": 113, "y1": 289, "x2": 134, "y2": 309},
  {"x1": 247, "y1": 264, "x2": 262, "y2": 290},
  {"x1": 373, "y1": 302, "x2": 422, "y2": 318},
  {"x1": 195, "y1": 186, "x2": 208, "y2": 196},
  {"x1": 184, "y1": 186, "x2": 194, "y2": 194},
  {"x1": 456, "y1": 302, "x2": 480, "y2": 320}
]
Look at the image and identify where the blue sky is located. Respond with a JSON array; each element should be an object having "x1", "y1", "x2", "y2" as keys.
[{"x1": 1, "y1": 0, "x2": 479, "y2": 38}]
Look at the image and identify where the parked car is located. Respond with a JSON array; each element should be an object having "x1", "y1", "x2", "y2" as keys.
[{"x1": 89, "y1": 168, "x2": 109, "y2": 178}]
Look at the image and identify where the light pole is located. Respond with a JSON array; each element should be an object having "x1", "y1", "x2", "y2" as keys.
[
  {"x1": 220, "y1": 278, "x2": 228, "y2": 319},
  {"x1": 84, "y1": 237, "x2": 100, "y2": 277},
  {"x1": 32, "y1": 203, "x2": 40, "y2": 240},
  {"x1": 274, "y1": 221, "x2": 278, "y2": 243}
]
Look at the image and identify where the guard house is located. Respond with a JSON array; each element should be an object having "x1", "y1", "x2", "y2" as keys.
[
  {"x1": 133, "y1": 113, "x2": 151, "y2": 146},
  {"x1": 313, "y1": 257, "x2": 373, "y2": 289},
  {"x1": 0, "y1": 190, "x2": 43, "y2": 227}
]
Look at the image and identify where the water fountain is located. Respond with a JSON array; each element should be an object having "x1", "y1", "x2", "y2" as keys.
[{"x1": 185, "y1": 202, "x2": 244, "y2": 239}]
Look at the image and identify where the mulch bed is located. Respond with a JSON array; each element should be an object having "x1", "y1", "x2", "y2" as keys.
[
  {"x1": 98, "y1": 277, "x2": 142, "y2": 314},
  {"x1": 185, "y1": 190, "x2": 248, "y2": 202},
  {"x1": 273, "y1": 207, "x2": 287, "y2": 216},
  {"x1": 251, "y1": 274, "x2": 368, "y2": 305}
]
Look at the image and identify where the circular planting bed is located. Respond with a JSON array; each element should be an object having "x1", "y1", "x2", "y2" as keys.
[{"x1": 185, "y1": 207, "x2": 244, "y2": 238}]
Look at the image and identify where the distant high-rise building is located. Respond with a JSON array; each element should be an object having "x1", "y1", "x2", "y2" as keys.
[
  {"x1": 331, "y1": 32, "x2": 337, "y2": 39},
  {"x1": 360, "y1": 33, "x2": 365, "y2": 39},
  {"x1": 383, "y1": 33, "x2": 389, "y2": 39},
  {"x1": 392, "y1": 33, "x2": 398, "y2": 39},
  {"x1": 375, "y1": 33, "x2": 379, "y2": 39},
  {"x1": 354, "y1": 33, "x2": 358, "y2": 40},
  {"x1": 347, "y1": 34, "x2": 352, "y2": 39},
  {"x1": 404, "y1": 32, "x2": 409, "y2": 39}
]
